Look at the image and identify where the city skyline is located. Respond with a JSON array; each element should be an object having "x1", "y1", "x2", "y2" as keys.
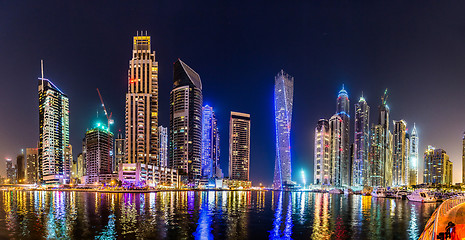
[{"x1": 2, "y1": 2, "x2": 465, "y2": 185}]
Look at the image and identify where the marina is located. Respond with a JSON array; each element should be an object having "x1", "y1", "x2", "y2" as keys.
[{"x1": 0, "y1": 190, "x2": 440, "y2": 239}]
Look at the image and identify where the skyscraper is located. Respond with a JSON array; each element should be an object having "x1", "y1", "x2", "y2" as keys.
[
  {"x1": 229, "y1": 112, "x2": 251, "y2": 181},
  {"x1": 368, "y1": 90, "x2": 392, "y2": 187},
  {"x1": 38, "y1": 62, "x2": 70, "y2": 184},
  {"x1": 26, "y1": 148, "x2": 38, "y2": 184},
  {"x1": 158, "y1": 126, "x2": 168, "y2": 168},
  {"x1": 16, "y1": 152, "x2": 25, "y2": 183},
  {"x1": 462, "y1": 132, "x2": 465, "y2": 184},
  {"x1": 314, "y1": 119, "x2": 330, "y2": 185},
  {"x1": 336, "y1": 86, "x2": 351, "y2": 187},
  {"x1": 273, "y1": 70, "x2": 294, "y2": 190},
  {"x1": 424, "y1": 146, "x2": 452, "y2": 185},
  {"x1": 201, "y1": 105, "x2": 220, "y2": 179},
  {"x1": 409, "y1": 124, "x2": 419, "y2": 184},
  {"x1": 329, "y1": 114, "x2": 343, "y2": 186},
  {"x1": 169, "y1": 59, "x2": 203, "y2": 183},
  {"x1": 123, "y1": 32, "x2": 159, "y2": 184},
  {"x1": 352, "y1": 96, "x2": 370, "y2": 187},
  {"x1": 64, "y1": 144, "x2": 72, "y2": 183},
  {"x1": 392, "y1": 120, "x2": 408, "y2": 186},
  {"x1": 76, "y1": 153, "x2": 85, "y2": 179},
  {"x1": 85, "y1": 125, "x2": 114, "y2": 184},
  {"x1": 114, "y1": 133, "x2": 124, "y2": 173},
  {"x1": 6, "y1": 159, "x2": 16, "y2": 184}
]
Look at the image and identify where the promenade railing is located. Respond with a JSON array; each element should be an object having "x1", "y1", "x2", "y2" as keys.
[{"x1": 418, "y1": 196, "x2": 465, "y2": 240}]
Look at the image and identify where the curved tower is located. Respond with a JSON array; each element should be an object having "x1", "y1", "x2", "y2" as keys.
[{"x1": 273, "y1": 70, "x2": 294, "y2": 190}]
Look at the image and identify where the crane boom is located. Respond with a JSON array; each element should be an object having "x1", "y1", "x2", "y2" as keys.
[{"x1": 96, "y1": 88, "x2": 113, "y2": 130}]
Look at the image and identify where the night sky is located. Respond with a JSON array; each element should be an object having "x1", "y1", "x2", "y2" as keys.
[{"x1": 1, "y1": 1, "x2": 465, "y2": 185}]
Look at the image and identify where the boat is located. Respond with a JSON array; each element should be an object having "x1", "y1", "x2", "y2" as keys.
[
  {"x1": 329, "y1": 188, "x2": 343, "y2": 194},
  {"x1": 407, "y1": 189, "x2": 436, "y2": 203},
  {"x1": 394, "y1": 190, "x2": 409, "y2": 199},
  {"x1": 371, "y1": 187, "x2": 387, "y2": 198},
  {"x1": 344, "y1": 189, "x2": 354, "y2": 195}
]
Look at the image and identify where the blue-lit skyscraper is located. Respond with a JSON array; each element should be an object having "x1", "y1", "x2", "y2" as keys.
[
  {"x1": 352, "y1": 96, "x2": 369, "y2": 187},
  {"x1": 201, "y1": 105, "x2": 221, "y2": 179},
  {"x1": 336, "y1": 86, "x2": 351, "y2": 187},
  {"x1": 273, "y1": 70, "x2": 294, "y2": 190}
]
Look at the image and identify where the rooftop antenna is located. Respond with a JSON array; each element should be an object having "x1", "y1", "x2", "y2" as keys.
[{"x1": 40, "y1": 59, "x2": 44, "y2": 89}]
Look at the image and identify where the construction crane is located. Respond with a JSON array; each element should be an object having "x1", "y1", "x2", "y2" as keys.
[
  {"x1": 96, "y1": 88, "x2": 114, "y2": 131},
  {"x1": 381, "y1": 88, "x2": 389, "y2": 105}
]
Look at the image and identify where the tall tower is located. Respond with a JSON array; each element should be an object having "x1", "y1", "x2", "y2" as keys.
[
  {"x1": 26, "y1": 148, "x2": 38, "y2": 184},
  {"x1": 158, "y1": 126, "x2": 168, "y2": 167},
  {"x1": 229, "y1": 112, "x2": 251, "y2": 181},
  {"x1": 125, "y1": 32, "x2": 159, "y2": 168},
  {"x1": 336, "y1": 86, "x2": 351, "y2": 187},
  {"x1": 353, "y1": 96, "x2": 370, "y2": 187},
  {"x1": 114, "y1": 133, "x2": 124, "y2": 173},
  {"x1": 38, "y1": 62, "x2": 70, "y2": 184},
  {"x1": 392, "y1": 120, "x2": 407, "y2": 186},
  {"x1": 314, "y1": 119, "x2": 331, "y2": 185},
  {"x1": 462, "y1": 132, "x2": 465, "y2": 184},
  {"x1": 85, "y1": 125, "x2": 114, "y2": 184},
  {"x1": 329, "y1": 114, "x2": 343, "y2": 186},
  {"x1": 424, "y1": 146, "x2": 451, "y2": 185},
  {"x1": 409, "y1": 124, "x2": 419, "y2": 185},
  {"x1": 202, "y1": 105, "x2": 220, "y2": 179},
  {"x1": 169, "y1": 59, "x2": 203, "y2": 183},
  {"x1": 273, "y1": 70, "x2": 294, "y2": 190}
]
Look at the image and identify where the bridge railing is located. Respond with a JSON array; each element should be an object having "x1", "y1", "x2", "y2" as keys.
[{"x1": 419, "y1": 197, "x2": 465, "y2": 240}]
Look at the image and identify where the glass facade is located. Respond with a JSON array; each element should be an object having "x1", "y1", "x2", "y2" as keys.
[{"x1": 273, "y1": 70, "x2": 294, "y2": 190}]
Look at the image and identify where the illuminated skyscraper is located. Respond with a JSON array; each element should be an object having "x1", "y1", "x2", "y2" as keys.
[
  {"x1": 314, "y1": 119, "x2": 330, "y2": 185},
  {"x1": 369, "y1": 125, "x2": 385, "y2": 187},
  {"x1": 352, "y1": 96, "x2": 370, "y2": 187},
  {"x1": 38, "y1": 63, "x2": 70, "y2": 184},
  {"x1": 392, "y1": 120, "x2": 408, "y2": 186},
  {"x1": 229, "y1": 112, "x2": 251, "y2": 181},
  {"x1": 424, "y1": 146, "x2": 452, "y2": 185},
  {"x1": 6, "y1": 159, "x2": 16, "y2": 184},
  {"x1": 76, "y1": 153, "x2": 84, "y2": 178},
  {"x1": 329, "y1": 114, "x2": 343, "y2": 186},
  {"x1": 85, "y1": 125, "x2": 114, "y2": 184},
  {"x1": 462, "y1": 132, "x2": 465, "y2": 184},
  {"x1": 368, "y1": 90, "x2": 392, "y2": 187},
  {"x1": 273, "y1": 70, "x2": 294, "y2": 190},
  {"x1": 336, "y1": 86, "x2": 351, "y2": 187},
  {"x1": 158, "y1": 126, "x2": 168, "y2": 167},
  {"x1": 114, "y1": 133, "x2": 124, "y2": 173},
  {"x1": 201, "y1": 105, "x2": 221, "y2": 179},
  {"x1": 169, "y1": 59, "x2": 203, "y2": 183},
  {"x1": 64, "y1": 144, "x2": 72, "y2": 183},
  {"x1": 123, "y1": 32, "x2": 159, "y2": 184},
  {"x1": 26, "y1": 148, "x2": 38, "y2": 184}
]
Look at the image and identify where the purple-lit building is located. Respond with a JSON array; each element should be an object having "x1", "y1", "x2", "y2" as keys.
[
  {"x1": 273, "y1": 70, "x2": 294, "y2": 190},
  {"x1": 201, "y1": 105, "x2": 221, "y2": 179}
]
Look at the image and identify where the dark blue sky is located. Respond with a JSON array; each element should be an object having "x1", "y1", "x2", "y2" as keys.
[{"x1": 1, "y1": 1, "x2": 465, "y2": 185}]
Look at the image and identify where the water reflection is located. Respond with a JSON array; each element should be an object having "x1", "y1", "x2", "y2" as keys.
[{"x1": 0, "y1": 190, "x2": 439, "y2": 239}]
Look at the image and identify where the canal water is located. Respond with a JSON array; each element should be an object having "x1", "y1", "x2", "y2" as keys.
[{"x1": 0, "y1": 190, "x2": 439, "y2": 239}]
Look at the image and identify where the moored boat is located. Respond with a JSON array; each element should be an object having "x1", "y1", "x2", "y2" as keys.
[
  {"x1": 329, "y1": 188, "x2": 343, "y2": 194},
  {"x1": 344, "y1": 189, "x2": 354, "y2": 195},
  {"x1": 407, "y1": 189, "x2": 436, "y2": 203},
  {"x1": 371, "y1": 187, "x2": 387, "y2": 198}
]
